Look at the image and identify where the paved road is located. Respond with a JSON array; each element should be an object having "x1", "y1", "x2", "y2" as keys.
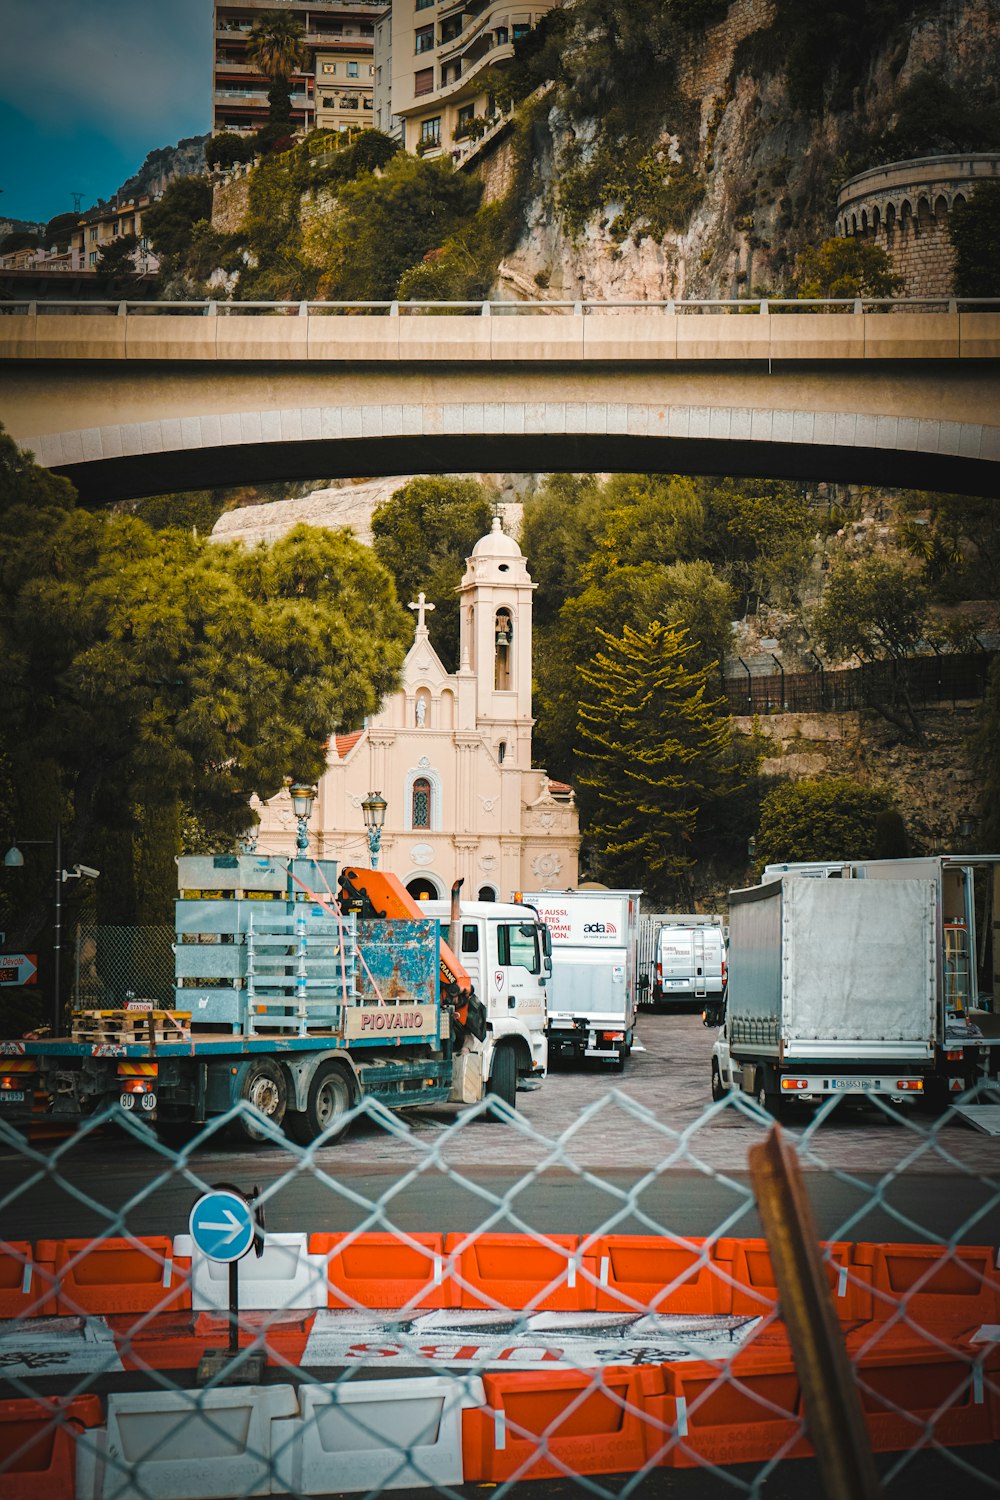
[{"x1": 1, "y1": 1014, "x2": 997, "y2": 1244}]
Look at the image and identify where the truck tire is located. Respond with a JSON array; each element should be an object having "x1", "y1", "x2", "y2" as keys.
[
  {"x1": 486, "y1": 1044, "x2": 517, "y2": 1110},
  {"x1": 285, "y1": 1063, "x2": 354, "y2": 1146},
  {"x1": 755, "y1": 1074, "x2": 782, "y2": 1119},
  {"x1": 711, "y1": 1062, "x2": 725, "y2": 1103},
  {"x1": 230, "y1": 1058, "x2": 288, "y2": 1144}
]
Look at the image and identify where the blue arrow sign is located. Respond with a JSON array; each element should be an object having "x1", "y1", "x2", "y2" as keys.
[{"x1": 188, "y1": 1189, "x2": 256, "y2": 1263}]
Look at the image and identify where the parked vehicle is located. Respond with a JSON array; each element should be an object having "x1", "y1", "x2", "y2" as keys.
[
  {"x1": 520, "y1": 888, "x2": 641, "y2": 1071},
  {"x1": 417, "y1": 895, "x2": 550, "y2": 1099},
  {"x1": 711, "y1": 873, "x2": 941, "y2": 1114},
  {"x1": 650, "y1": 915, "x2": 726, "y2": 1009},
  {"x1": 0, "y1": 856, "x2": 550, "y2": 1142}
]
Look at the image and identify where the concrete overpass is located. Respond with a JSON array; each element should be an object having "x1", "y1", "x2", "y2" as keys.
[{"x1": 1, "y1": 299, "x2": 998, "y2": 501}]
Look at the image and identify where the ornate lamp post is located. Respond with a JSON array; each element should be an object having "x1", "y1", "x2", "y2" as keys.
[
  {"x1": 289, "y1": 783, "x2": 318, "y2": 855},
  {"x1": 361, "y1": 791, "x2": 387, "y2": 870}
]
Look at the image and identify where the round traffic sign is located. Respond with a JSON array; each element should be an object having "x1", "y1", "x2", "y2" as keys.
[{"x1": 188, "y1": 1188, "x2": 256, "y2": 1263}]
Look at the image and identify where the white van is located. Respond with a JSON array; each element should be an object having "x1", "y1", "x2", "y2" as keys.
[
  {"x1": 652, "y1": 916, "x2": 726, "y2": 1008},
  {"x1": 419, "y1": 900, "x2": 550, "y2": 1103}
]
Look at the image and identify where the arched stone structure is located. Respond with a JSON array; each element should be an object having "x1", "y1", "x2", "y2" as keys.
[{"x1": 837, "y1": 154, "x2": 1000, "y2": 298}]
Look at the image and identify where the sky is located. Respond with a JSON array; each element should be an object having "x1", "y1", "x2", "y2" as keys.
[{"x1": 0, "y1": 0, "x2": 210, "y2": 226}]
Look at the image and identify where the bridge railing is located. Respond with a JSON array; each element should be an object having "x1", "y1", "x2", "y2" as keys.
[{"x1": 2, "y1": 296, "x2": 1000, "y2": 317}]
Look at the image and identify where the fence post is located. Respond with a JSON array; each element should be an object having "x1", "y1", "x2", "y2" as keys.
[{"x1": 749, "y1": 1125, "x2": 883, "y2": 1500}]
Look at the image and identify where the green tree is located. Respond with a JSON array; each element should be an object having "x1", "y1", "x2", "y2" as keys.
[
  {"x1": 371, "y1": 477, "x2": 496, "y2": 672},
  {"x1": 793, "y1": 237, "x2": 903, "y2": 299},
  {"x1": 575, "y1": 619, "x2": 739, "y2": 903},
  {"x1": 975, "y1": 657, "x2": 1000, "y2": 850},
  {"x1": 811, "y1": 552, "x2": 929, "y2": 739},
  {"x1": 206, "y1": 132, "x2": 255, "y2": 170},
  {"x1": 306, "y1": 153, "x2": 482, "y2": 301},
  {"x1": 519, "y1": 474, "x2": 606, "y2": 631},
  {"x1": 0, "y1": 427, "x2": 409, "y2": 953},
  {"x1": 704, "y1": 478, "x2": 816, "y2": 612},
  {"x1": 755, "y1": 777, "x2": 896, "y2": 867},
  {"x1": 142, "y1": 176, "x2": 213, "y2": 271},
  {"x1": 94, "y1": 232, "x2": 142, "y2": 285},
  {"x1": 950, "y1": 182, "x2": 1000, "y2": 298},
  {"x1": 247, "y1": 9, "x2": 307, "y2": 129},
  {"x1": 894, "y1": 489, "x2": 1000, "y2": 601}
]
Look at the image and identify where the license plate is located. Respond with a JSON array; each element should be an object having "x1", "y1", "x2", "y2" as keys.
[
  {"x1": 0, "y1": 1090, "x2": 26, "y2": 1103},
  {"x1": 830, "y1": 1078, "x2": 878, "y2": 1091}
]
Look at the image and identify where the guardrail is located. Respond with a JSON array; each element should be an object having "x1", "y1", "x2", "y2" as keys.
[{"x1": 2, "y1": 297, "x2": 1000, "y2": 317}]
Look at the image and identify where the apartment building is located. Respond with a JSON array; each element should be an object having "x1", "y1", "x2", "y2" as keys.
[
  {"x1": 213, "y1": 1, "x2": 384, "y2": 137},
  {"x1": 386, "y1": 1, "x2": 555, "y2": 157},
  {"x1": 71, "y1": 198, "x2": 159, "y2": 275}
]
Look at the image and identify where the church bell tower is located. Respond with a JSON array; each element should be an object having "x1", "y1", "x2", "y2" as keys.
[{"x1": 458, "y1": 517, "x2": 536, "y2": 767}]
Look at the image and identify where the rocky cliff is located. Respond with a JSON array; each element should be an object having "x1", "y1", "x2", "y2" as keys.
[{"x1": 497, "y1": 0, "x2": 1000, "y2": 301}]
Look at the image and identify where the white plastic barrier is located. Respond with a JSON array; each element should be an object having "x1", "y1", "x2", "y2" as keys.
[
  {"x1": 75, "y1": 1385, "x2": 298, "y2": 1500},
  {"x1": 173, "y1": 1232, "x2": 328, "y2": 1311},
  {"x1": 271, "y1": 1375, "x2": 484, "y2": 1494}
]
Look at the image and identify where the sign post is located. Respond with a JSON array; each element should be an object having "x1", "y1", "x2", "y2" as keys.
[{"x1": 189, "y1": 1185, "x2": 265, "y2": 1384}]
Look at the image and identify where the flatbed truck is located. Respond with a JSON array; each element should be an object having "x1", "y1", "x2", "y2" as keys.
[{"x1": 0, "y1": 854, "x2": 550, "y2": 1143}]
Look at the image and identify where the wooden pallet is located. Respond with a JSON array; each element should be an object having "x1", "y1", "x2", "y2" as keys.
[{"x1": 71, "y1": 1009, "x2": 192, "y2": 1044}]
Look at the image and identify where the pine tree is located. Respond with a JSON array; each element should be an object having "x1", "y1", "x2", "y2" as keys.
[{"x1": 576, "y1": 619, "x2": 738, "y2": 901}]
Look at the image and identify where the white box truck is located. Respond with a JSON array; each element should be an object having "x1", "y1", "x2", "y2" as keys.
[
  {"x1": 521, "y1": 888, "x2": 641, "y2": 1071},
  {"x1": 712, "y1": 874, "x2": 938, "y2": 1114}
]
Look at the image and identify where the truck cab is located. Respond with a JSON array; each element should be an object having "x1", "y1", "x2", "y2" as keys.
[{"x1": 419, "y1": 900, "x2": 550, "y2": 1103}]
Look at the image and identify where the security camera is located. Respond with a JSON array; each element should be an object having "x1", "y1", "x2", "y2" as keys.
[{"x1": 74, "y1": 864, "x2": 100, "y2": 880}]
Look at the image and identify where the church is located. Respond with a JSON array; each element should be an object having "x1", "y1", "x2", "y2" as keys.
[{"x1": 254, "y1": 518, "x2": 580, "y2": 901}]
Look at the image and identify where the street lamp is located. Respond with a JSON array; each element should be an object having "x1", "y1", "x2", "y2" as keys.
[
  {"x1": 3, "y1": 826, "x2": 100, "y2": 1036},
  {"x1": 288, "y1": 783, "x2": 318, "y2": 855},
  {"x1": 361, "y1": 791, "x2": 387, "y2": 870}
]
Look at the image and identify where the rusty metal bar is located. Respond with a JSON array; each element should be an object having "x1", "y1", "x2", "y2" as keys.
[{"x1": 749, "y1": 1124, "x2": 883, "y2": 1500}]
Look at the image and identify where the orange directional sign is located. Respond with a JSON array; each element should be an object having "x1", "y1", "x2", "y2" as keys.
[{"x1": 0, "y1": 954, "x2": 38, "y2": 987}]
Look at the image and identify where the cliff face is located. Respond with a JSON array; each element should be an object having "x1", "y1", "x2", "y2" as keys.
[
  {"x1": 498, "y1": 0, "x2": 1000, "y2": 301},
  {"x1": 113, "y1": 134, "x2": 209, "y2": 205}
]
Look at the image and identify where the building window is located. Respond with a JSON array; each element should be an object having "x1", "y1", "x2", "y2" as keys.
[
  {"x1": 412, "y1": 777, "x2": 431, "y2": 829},
  {"x1": 347, "y1": 60, "x2": 359, "y2": 77},
  {"x1": 513, "y1": 23, "x2": 531, "y2": 40},
  {"x1": 457, "y1": 103, "x2": 475, "y2": 129},
  {"x1": 88, "y1": 251, "x2": 98, "y2": 266},
  {"x1": 416, "y1": 0, "x2": 435, "y2": 8},
  {"x1": 415, "y1": 24, "x2": 434, "y2": 53},
  {"x1": 414, "y1": 66, "x2": 434, "y2": 96},
  {"x1": 477, "y1": 887, "x2": 497, "y2": 902},
  {"x1": 419, "y1": 116, "x2": 441, "y2": 146},
  {"x1": 497, "y1": 741, "x2": 506, "y2": 764}
]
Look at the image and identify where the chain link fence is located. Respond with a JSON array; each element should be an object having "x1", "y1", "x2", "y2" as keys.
[
  {"x1": 1, "y1": 1074, "x2": 998, "y2": 1499},
  {"x1": 723, "y1": 650, "x2": 996, "y2": 717},
  {"x1": 73, "y1": 925, "x2": 175, "y2": 1012}
]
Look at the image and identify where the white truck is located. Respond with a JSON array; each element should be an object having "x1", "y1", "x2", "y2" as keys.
[
  {"x1": 520, "y1": 888, "x2": 641, "y2": 1071},
  {"x1": 649, "y1": 914, "x2": 727, "y2": 1009},
  {"x1": 711, "y1": 874, "x2": 940, "y2": 1114},
  {"x1": 418, "y1": 897, "x2": 550, "y2": 1101}
]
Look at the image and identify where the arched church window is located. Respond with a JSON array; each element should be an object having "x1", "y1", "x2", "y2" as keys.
[
  {"x1": 412, "y1": 776, "x2": 432, "y2": 829},
  {"x1": 498, "y1": 741, "x2": 507, "y2": 764},
  {"x1": 495, "y1": 608, "x2": 513, "y2": 690}
]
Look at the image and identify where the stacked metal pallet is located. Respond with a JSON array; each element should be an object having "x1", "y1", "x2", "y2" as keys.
[{"x1": 173, "y1": 854, "x2": 356, "y2": 1035}]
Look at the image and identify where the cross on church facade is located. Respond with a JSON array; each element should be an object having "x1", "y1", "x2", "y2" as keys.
[{"x1": 409, "y1": 593, "x2": 436, "y2": 631}]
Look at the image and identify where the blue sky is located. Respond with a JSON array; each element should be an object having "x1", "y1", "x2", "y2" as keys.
[{"x1": 0, "y1": 0, "x2": 209, "y2": 226}]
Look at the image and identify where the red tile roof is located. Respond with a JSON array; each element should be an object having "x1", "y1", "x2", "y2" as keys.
[{"x1": 335, "y1": 730, "x2": 364, "y2": 759}]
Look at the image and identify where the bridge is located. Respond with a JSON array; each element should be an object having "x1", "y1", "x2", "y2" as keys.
[{"x1": 1, "y1": 299, "x2": 998, "y2": 501}]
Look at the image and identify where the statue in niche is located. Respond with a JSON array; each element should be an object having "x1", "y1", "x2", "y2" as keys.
[{"x1": 416, "y1": 698, "x2": 427, "y2": 727}]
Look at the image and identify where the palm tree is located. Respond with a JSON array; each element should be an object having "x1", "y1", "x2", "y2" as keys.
[{"x1": 246, "y1": 10, "x2": 308, "y2": 130}]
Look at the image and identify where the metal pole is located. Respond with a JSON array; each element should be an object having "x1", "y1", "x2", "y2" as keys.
[{"x1": 52, "y1": 821, "x2": 62, "y2": 1038}]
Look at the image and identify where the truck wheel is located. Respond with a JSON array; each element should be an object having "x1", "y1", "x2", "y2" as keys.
[
  {"x1": 711, "y1": 1062, "x2": 725, "y2": 1103},
  {"x1": 285, "y1": 1063, "x2": 354, "y2": 1146},
  {"x1": 486, "y1": 1045, "x2": 517, "y2": 1110},
  {"x1": 755, "y1": 1076, "x2": 782, "y2": 1119},
  {"x1": 231, "y1": 1058, "x2": 287, "y2": 1144}
]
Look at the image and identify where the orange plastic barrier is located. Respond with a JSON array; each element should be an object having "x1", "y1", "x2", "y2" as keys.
[
  {"x1": 0, "y1": 1240, "x2": 56, "y2": 1318},
  {"x1": 0, "y1": 1396, "x2": 103, "y2": 1500},
  {"x1": 447, "y1": 1232, "x2": 595, "y2": 1313},
  {"x1": 462, "y1": 1367, "x2": 665, "y2": 1482},
  {"x1": 854, "y1": 1342, "x2": 1000, "y2": 1453},
  {"x1": 309, "y1": 1232, "x2": 455, "y2": 1310},
  {"x1": 109, "y1": 1309, "x2": 319, "y2": 1372},
  {"x1": 715, "y1": 1237, "x2": 872, "y2": 1322},
  {"x1": 36, "y1": 1236, "x2": 191, "y2": 1317},
  {"x1": 854, "y1": 1242, "x2": 1000, "y2": 1328},
  {"x1": 589, "y1": 1235, "x2": 732, "y2": 1315},
  {"x1": 657, "y1": 1356, "x2": 811, "y2": 1468}
]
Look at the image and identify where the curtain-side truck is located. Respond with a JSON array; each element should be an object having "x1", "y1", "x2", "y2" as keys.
[
  {"x1": 520, "y1": 888, "x2": 641, "y2": 1071},
  {"x1": 0, "y1": 855, "x2": 550, "y2": 1142}
]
